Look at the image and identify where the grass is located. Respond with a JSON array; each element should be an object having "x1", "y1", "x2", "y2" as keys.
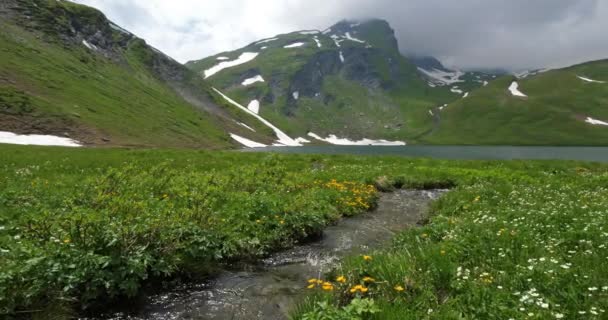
[
  {"x1": 1, "y1": 0, "x2": 276, "y2": 149},
  {"x1": 294, "y1": 164, "x2": 608, "y2": 319},
  {"x1": 0, "y1": 145, "x2": 607, "y2": 319},
  {"x1": 424, "y1": 60, "x2": 608, "y2": 145}
]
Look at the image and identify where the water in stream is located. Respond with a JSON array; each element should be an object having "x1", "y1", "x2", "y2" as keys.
[{"x1": 93, "y1": 190, "x2": 443, "y2": 320}]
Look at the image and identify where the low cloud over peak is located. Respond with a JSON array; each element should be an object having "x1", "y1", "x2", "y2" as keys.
[{"x1": 74, "y1": 0, "x2": 607, "y2": 70}]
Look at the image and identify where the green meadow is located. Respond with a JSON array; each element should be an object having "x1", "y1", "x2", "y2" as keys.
[{"x1": 0, "y1": 145, "x2": 606, "y2": 319}]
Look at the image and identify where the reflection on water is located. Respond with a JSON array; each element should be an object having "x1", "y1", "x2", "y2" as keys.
[{"x1": 91, "y1": 190, "x2": 443, "y2": 320}]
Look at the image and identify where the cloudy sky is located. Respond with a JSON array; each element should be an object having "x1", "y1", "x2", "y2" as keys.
[{"x1": 73, "y1": 0, "x2": 608, "y2": 71}]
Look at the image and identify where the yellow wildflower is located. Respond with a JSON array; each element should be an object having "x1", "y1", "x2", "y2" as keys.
[
  {"x1": 363, "y1": 255, "x2": 373, "y2": 261},
  {"x1": 362, "y1": 276, "x2": 375, "y2": 283},
  {"x1": 336, "y1": 276, "x2": 347, "y2": 283},
  {"x1": 394, "y1": 285, "x2": 405, "y2": 292},
  {"x1": 63, "y1": 239, "x2": 71, "y2": 244},
  {"x1": 349, "y1": 285, "x2": 369, "y2": 294},
  {"x1": 322, "y1": 282, "x2": 334, "y2": 291}
]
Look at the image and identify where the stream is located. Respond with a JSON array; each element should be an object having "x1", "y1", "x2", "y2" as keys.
[{"x1": 91, "y1": 189, "x2": 443, "y2": 320}]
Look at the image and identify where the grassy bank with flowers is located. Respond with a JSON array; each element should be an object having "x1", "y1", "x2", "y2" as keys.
[
  {"x1": 0, "y1": 145, "x2": 607, "y2": 319},
  {"x1": 294, "y1": 166, "x2": 608, "y2": 319}
]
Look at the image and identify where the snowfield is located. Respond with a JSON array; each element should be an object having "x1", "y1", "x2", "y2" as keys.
[
  {"x1": 0, "y1": 131, "x2": 81, "y2": 147},
  {"x1": 204, "y1": 52, "x2": 258, "y2": 78},
  {"x1": 299, "y1": 30, "x2": 320, "y2": 35},
  {"x1": 247, "y1": 100, "x2": 260, "y2": 114},
  {"x1": 237, "y1": 122, "x2": 256, "y2": 132},
  {"x1": 295, "y1": 137, "x2": 311, "y2": 144},
  {"x1": 339, "y1": 51, "x2": 345, "y2": 63},
  {"x1": 242, "y1": 75, "x2": 265, "y2": 86},
  {"x1": 463, "y1": 92, "x2": 469, "y2": 98},
  {"x1": 213, "y1": 88, "x2": 301, "y2": 146},
  {"x1": 292, "y1": 91, "x2": 300, "y2": 100},
  {"x1": 229, "y1": 133, "x2": 266, "y2": 148},
  {"x1": 313, "y1": 37, "x2": 322, "y2": 48},
  {"x1": 578, "y1": 76, "x2": 605, "y2": 84},
  {"x1": 307, "y1": 133, "x2": 406, "y2": 146},
  {"x1": 508, "y1": 81, "x2": 527, "y2": 97},
  {"x1": 344, "y1": 32, "x2": 365, "y2": 43},
  {"x1": 418, "y1": 67, "x2": 465, "y2": 86},
  {"x1": 451, "y1": 87, "x2": 463, "y2": 94},
  {"x1": 585, "y1": 117, "x2": 608, "y2": 126},
  {"x1": 330, "y1": 35, "x2": 344, "y2": 47},
  {"x1": 256, "y1": 37, "x2": 278, "y2": 45},
  {"x1": 284, "y1": 42, "x2": 305, "y2": 48},
  {"x1": 216, "y1": 56, "x2": 229, "y2": 61},
  {"x1": 82, "y1": 40, "x2": 97, "y2": 51}
]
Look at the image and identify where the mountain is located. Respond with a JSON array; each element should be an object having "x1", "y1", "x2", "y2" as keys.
[
  {"x1": 420, "y1": 60, "x2": 608, "y2": 145},
  {"x1": 410, "y1": 55, "x2": 504, "y2": 95},
  {"x1": 186, "y1": 19, "x2": 461, "y2": 144},
  {"x1": 0, "y1": 0, "x2": 274, "y2": 148}
]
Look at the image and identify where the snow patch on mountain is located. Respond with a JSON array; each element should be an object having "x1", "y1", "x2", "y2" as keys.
[
  {"x1": 109, "y1": 23, "x2": 131, "y2": 35},
  {"x1": 515, "y1": 69, "x2": 549, "y2": 79},
  {"x1": 247, "y1": 100, "x2": 260, "y2": 114},
  {"x1": 242, "y1": 75, "x2": 265, "y2": 86},
  {"x1": 450, "y1": 87, "x2": 463, "y2": 94},
  {"x1": 293, "y1": 91, "x2": 300, "y2": 100},
  {"x1": 204, "y1": 52, "x2": 258, "y2": 78},
  {"x1": 313, "y1": 37, "x2": 322, "y2": 48},
  {"x1": 213, "y1": 88, "x2": 301, "y2": 146},
  {"x1": 339, "y1": 51, "x2": 345, "y2": 63},
  {"x1": 237, "y1": 122, "x2": 256, "y2": 132},
  {"x1": 330, "y1": 35, "x2": 344, "y2": 47},
  {"x1": 418, "y1": 67, "x2": 465, "y2": 86},
  {"x1": 284, "y1": 42, "x2": 306, "y2": 48},
  {"x1": 578, "y1": 76, "x2": 605, "y2": 84},
  {"x1": 585, "y1": 117, "x2": 608, "y2": 126},
  {"x1": 307, "y1": 133, "x2": 406, "y2": 146},
  {"x1": 0, "y1": 131, "x2": 81, "y2": 147},
  {"x1": 256, "y1": 37, "x2": 278, "y2": 45},
  {"x1": 463, "y1": 92, "x2": 469, "y2": 98},
  {"x1": 295, "y1": 137, "x2": 311, "y2": 144},
  {"x1": 299, "y1": 30, "x2": 320, "y2": 35},
  {"x1": 508, "y1": 81, "x2": 527, "y2": 97},
  {"x1": 344, "y1": 32, "x2": 365, "y2": 43},
  {"x1": 216, "y1": 56, "x2": 229, "y2": 61},
  {"x1": 230, "y1": 133, "x2": 266, "y2": 148},
  {"x1": 82, "y1": 40, "x2": 97, "y2": 51}
]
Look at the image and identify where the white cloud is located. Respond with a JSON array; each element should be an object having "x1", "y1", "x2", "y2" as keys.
[
  {"x1": 72, "y1": 0, "x2": 608, "y2": 70},
  {"x1": 73, "y1": 0, "x2": 338, "y2": 63}
]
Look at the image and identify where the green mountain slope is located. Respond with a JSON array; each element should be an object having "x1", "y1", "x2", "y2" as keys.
[
  {"x1": 186, "y1": 20, "x2": 459, "y2": 142},
  {"x1": 422, "y1": 60, "x2": 608, "y2": 145},
  {"x1": 0, "y1": 0, "x2": 273, "y2": 148}
]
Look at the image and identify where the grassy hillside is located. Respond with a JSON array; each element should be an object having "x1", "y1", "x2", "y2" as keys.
[
  {"x1": 0, "y1": 145, "x2": 606, "y2": 319},
  {"x1": 0, "y1": 0, "x2": 273, "y2": 148},
  {"x1": 186, "y1": 20, "x2": 457, "y2": 141},
  {"x1": 423, "y1": 60, "x2": 608, "y2": 145}
]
